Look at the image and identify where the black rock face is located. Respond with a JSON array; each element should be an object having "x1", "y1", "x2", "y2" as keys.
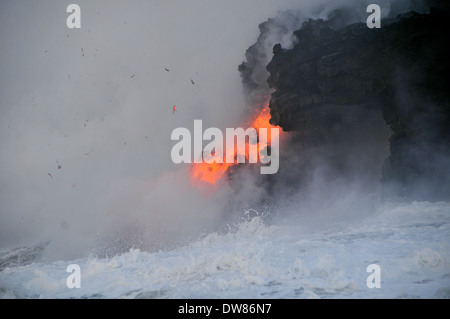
[
  {"x1": 265, "y1": 7, "x2": 450, "y2": 201},
  {"x1": 240, "y1": 6, "x2": 450, "y2": 202}
]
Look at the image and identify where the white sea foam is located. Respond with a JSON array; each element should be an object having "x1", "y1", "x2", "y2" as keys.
[{"x1": 1, "y1": 201, "x2": 449, "y2": 299}]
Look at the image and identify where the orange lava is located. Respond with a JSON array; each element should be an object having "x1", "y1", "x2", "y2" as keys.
[{"x1": 190, "y1": 103, "x2": 281, "y2": 186}]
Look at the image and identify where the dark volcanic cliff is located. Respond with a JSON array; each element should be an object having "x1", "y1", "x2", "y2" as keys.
[
  {"x1": 237, "y1": 5, "x2": 450, "y2": 204},
  {"x1": 262, "y1": 7, "x2": 450, "y2": 201}
]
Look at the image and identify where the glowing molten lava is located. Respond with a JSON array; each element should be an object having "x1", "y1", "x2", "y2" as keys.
[{"x1": 190, "y1": 104, "x2": 282, "y2": 186}]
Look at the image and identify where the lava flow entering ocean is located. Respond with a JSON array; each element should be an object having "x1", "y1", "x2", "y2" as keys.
[{"x1": 190, "y1": 103, "x2": 283, "y2": 187}]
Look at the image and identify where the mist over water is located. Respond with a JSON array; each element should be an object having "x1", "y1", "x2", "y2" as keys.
[{"x1": 0, "y1": 0, "x2": 441, "y2": 265}]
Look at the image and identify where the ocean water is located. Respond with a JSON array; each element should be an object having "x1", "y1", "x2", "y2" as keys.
[{"x1": 1, "y1": 201, "x2": 449, "y2": 299}]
